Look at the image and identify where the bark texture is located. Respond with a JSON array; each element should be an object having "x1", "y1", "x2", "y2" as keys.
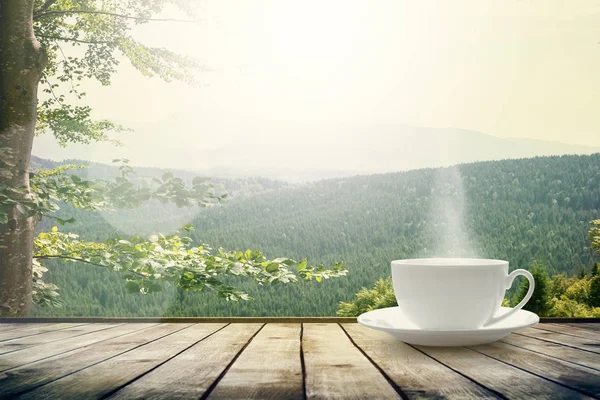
[{"x1": 0, "y1": 0, "x2": 46, "y2": 316}]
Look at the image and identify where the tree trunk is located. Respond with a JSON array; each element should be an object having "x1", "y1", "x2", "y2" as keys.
[{"x1": 0, "y1": 0, "x2": 46, "y2": 316}]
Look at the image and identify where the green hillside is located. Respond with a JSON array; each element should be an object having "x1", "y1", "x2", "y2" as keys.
[{"x1": 34, "y1": 153, "x2": 600, "y2": 317}]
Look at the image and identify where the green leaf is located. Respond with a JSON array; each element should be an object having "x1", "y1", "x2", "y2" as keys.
[
  {"x1": 125, "y1": 281, "x2": 140, "y2": 294},
  {"x1": 296, "y1": 259, "x2": 307, "y2": 272},
  {"x1": 55, "y1": 217, "x2": 76, "y2": 225},
  {"x1": 90, "y1": 256, "x2": 102, "y2": 265},
  {"x1": 266, "y1": 262, "x2": 279, "y2": 273}
]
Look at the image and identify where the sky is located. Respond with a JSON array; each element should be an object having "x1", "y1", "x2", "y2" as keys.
[{"x1": 33, "y1": 0, "x2": 600, "y2": 178}]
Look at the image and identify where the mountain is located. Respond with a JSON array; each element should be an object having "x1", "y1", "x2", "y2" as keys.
[
  {"x1": 33, "y1": 153, "x2": 600, "y2": 317},
  {"x1": 32, "y1": 120, "x2": 600, "y2": 181}
]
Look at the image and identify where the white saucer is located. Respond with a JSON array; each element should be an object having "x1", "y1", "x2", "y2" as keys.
[{"x1": 357, "y1": 306, "x2": 539, "y2": 347}]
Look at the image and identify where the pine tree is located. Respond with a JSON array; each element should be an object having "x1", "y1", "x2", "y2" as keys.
[
  {"x1": 589, "y1": 273, "x2": 600, "y2": 307},
  {"x1": 515, "y1": 261, "x2": 552, "y2": 316}
]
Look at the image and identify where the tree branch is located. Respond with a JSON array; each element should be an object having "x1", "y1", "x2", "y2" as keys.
[
  {"x1": 42, "y1": 73, "x2": 62, "y2": 104},
  {"x1": 34, "y1": 255, "x2": 104, "y2": 267},
  {"x1": 36, "y1": 34, "x2": 116, "y2": 45},
  {"x1": 33, "y1": 0, "x2": 58, "y2": 17},
  {"x1": 34, "y1": 255, "x2": 147, "y2": 277},
  {"x1": 34, "y1": 10, "x2": 201, "y2": 23},
  {"x1": 54, "y1": 43, "x2": 77, "y2": 92}
]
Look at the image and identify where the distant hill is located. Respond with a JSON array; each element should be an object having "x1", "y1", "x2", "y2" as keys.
[
  {"x1": 32, "y1": 121, "x2": 600, "y2": 181},
  {"x1": 34, "y1": 153, "x2": 600, "y2": 317},
  {"x1": 31, "y1": 155, "x2": 290, "y2": 236}
]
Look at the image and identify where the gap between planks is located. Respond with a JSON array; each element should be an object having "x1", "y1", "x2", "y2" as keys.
[
  {"x1": 516, "y1": 328, "x2": 600, "y2": 354},
  {"x1": 340, "y1": 324, "x2": 503, "y2": 399},
  {"x1": 0, "y1": 323, "x2": 160, "y2": 373},
  {"x1": 467, "y1": 341, "x2": 600, "y2": 398},
  {"x1": 0, "y1": 322, "x2": 91, "y2": 342},
  {"x1": 2, "y1": 324, "x2": 196, "y2": 398},
  {"x1": 19, "y1": 324, "x2": 228, "y2": 399}
]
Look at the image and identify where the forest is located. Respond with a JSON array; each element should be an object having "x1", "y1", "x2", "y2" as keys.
[{"x1": 33, "y1": 153, "x2": 600, "y2": 317}]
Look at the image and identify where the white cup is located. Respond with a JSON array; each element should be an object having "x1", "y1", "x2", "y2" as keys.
[{"x1": 391, "y1": 258, "x2": 535, "y2": 330}]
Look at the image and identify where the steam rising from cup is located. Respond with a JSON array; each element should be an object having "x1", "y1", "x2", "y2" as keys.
[{"x1": 428, "y1": 166, "x2": 479, "y2": 258}]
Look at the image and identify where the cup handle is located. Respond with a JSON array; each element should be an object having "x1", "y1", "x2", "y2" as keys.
[{"x1": 483, "y1": 269, "x2": 535, "y2": 327}]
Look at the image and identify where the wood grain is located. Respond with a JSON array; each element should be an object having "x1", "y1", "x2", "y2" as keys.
[
  {"x1": 536, "y1": 323, "x2": 600, "y2": 340},
  {"x1": 0, "y1": 322, "x2": 86, "y2": 342},
  {"x1": 108, "y1": 323, "x2": 262, "y2": 400},
  {"x1": 0, "y1": 323, "x2": 188, "y2": 399},
  {"x1": 342, "y1": 323, "x2": 497, "y2": 399},
  {"x1": 567, "y1": 323, "x2": 600, "y2": 333},
  {"x1": 502, "y1": 333, "x2": 600, "y2": 371},
  {"x1": 469, "y1": 341, "x2": 600, "y2": 397},
  {"x1": 518, "y1": 328, "x2": 600, "y2": 354},
  {"x1": 0, "y1": 322, "x2": 597, "y2": 399},
  {"x1": 0, "y1": 323, "x2": 156, "y2": 372},
  {"x1": 416, "y1": 345, "x2": 593, "y2": 399},
  {"x1": 0, "y1": 323, "x2": 54, "y2": 332},
  {"x1": 19, "y1": 323, "x2": 224, "y2": 400},
  {"x1": 303, "y1": 323, "x2": 402, "y2": 399},
  {"x1": 0, "y1": 323, "x2": 117, "y2": 355},
  {"x1": 206, "y1": 323, "x2": 302, "y2": 400}
]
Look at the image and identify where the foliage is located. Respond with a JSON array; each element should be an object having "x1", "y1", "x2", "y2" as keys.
[
  {"x1": 550, "y1": 297, "x2": 600, "y2": 318},
  {"x1": 3, "y1": 159, "x2": 224, "y2": 226},
  {"x1": 515, "y1": 261, "x2": 552, "y2": 317},
  {"x1": 33, "y1": 226, "x2": 346, "y2": 302},
  {"x1": 31, "y1": 153, "x2": 600, "y2": 316},
  {"x1": 549, "y1": 274, "x2": 577, "y2": 299},
  {"x1": 32, "y1": 0, "x2": 199, "y2": 146},
  {"x1": 0, "y1": 1, "x2": 349, "y2": 315},
  {"x1": 32, "y1": 259, "x2": 63, "y2": 308},
  {"x1": 589, "y1": 274, "x2": 600, "y2": 307},
  {"x1": 337, "y1": 278, "x2": 396, "y2": 317},
  {"x1": 588, "y1": 220, "x2": 600, "y2": 256}
]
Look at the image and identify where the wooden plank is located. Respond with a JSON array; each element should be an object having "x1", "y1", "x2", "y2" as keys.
[
  {"x1": 415, "y1": 345, "x2": 593, "y2": 399},
  {"x1": 536, "y1": 323, "x2": 600, "y2": 340},
  {"x1": 341, "y1": 324, "x2": 497, "y2": 399},
  {"x1": 502, "y1": 334, "x2": 600, "y2": 371},
  {"x1": 469, "y1": 341, "x2": 600, "y2": 397},
  {"x1": 206, "y1": 323, "x2": 302, "y2": 400},
  {"x1": 0, "y1": 323, "x2": 193, "y2": 399},
  {"x1": 0, "y1": 322, "x2": 86, "y2": 341},
  {"x1": 0, "y1": 323, "x2": 157, "y2": 373},
  {"x1": 518, "y1": 328, "x2": 600, "y2": 354},
  {"x1": 0, "y1": 323, "x2": 118, "y2": 355},
  {"x1": 568, "y1": 323, "x2": 600, "y2": 333},
  {"x1": 0, "y1": 323, "x2": 54, "y2": 332},
  {"x1": 303, "y1": 323, "x2": 402, "y2": 399},
  {"x1": 107, "y1": 323, "x2": 262, "y2": 400},
  {"x1": 19, "y1": 323, "x2": 225, "y2": 399}
]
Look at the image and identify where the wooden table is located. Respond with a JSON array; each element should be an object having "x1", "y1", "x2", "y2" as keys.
[{"x1": 0, "y1": 319, "x2": 599, "y2": 399}]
